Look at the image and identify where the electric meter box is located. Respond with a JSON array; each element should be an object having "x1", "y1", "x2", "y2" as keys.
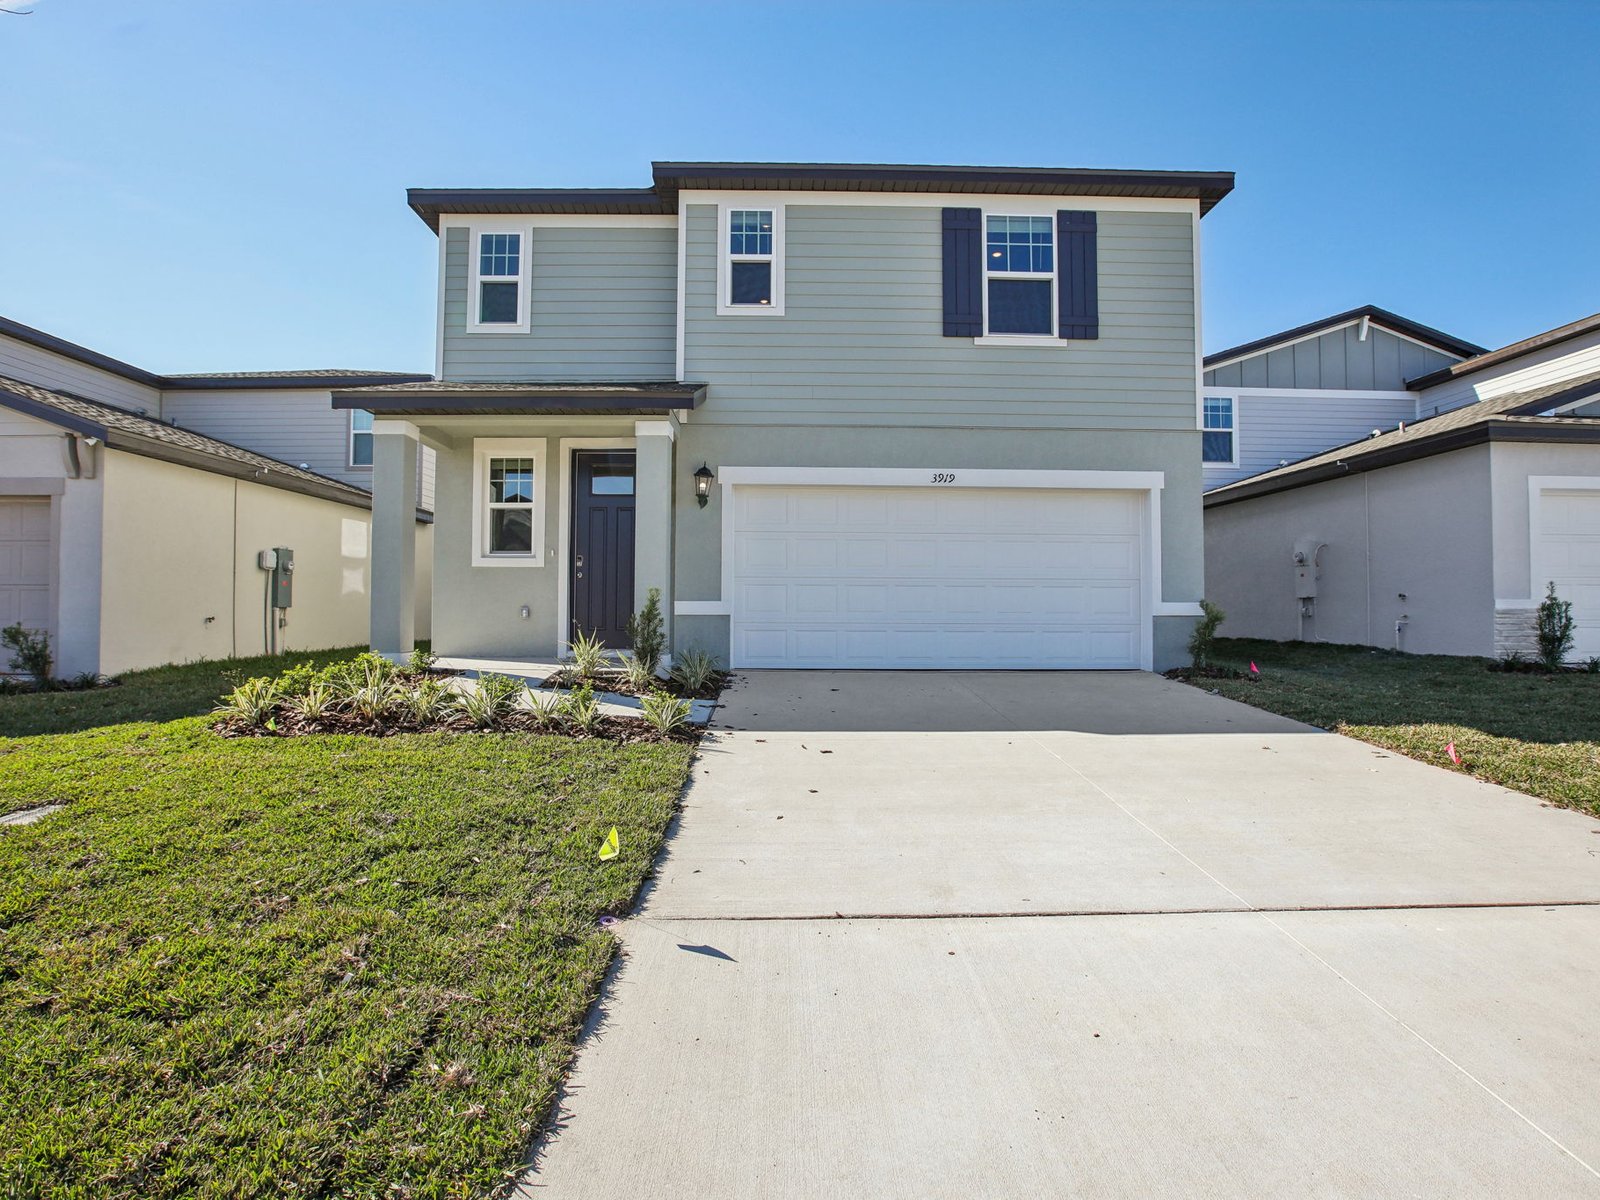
[{"x1": 269, "y1": 546, "x2": 295, "y2": 608}]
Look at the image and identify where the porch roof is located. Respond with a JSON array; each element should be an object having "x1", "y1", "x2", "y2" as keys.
[{"x1": 330, "y1": 379, "x2": 706, "y2": 417}]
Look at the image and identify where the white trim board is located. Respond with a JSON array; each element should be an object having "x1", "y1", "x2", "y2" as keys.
[
  {"x1": 1203, "y1": 387, "x2": 1420, "y2": 400},
  {"x1": 470, "y1": 438, "x2": 547, "y2": 569},
  {"x1": 1203, "y1": 318, "x2": 1470, "y2": 375},
  {"x1": 679, "y1": 189, "x2": 1201, "y2": 216},
  {"x1": 465, "y1": 223, "x2": 532, "y2": 334},
  {"x1": 438, "y1": 214, "x2": 678, "y2": 230}
]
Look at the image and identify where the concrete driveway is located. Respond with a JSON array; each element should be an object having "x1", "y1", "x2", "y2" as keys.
[{"x1": 521, "y1": 672, "x2": 1600, "y2": 1197}]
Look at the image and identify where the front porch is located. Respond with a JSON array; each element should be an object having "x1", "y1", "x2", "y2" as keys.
[{"x1": 332, "y1": 380, "x2": 705, "y2": 663}]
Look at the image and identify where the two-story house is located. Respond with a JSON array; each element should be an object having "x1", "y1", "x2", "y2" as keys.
[
  {"x1": 345, "y1": 161, "x2": 1234, "y2": 672},
  {"x1": 0, "y1": 315, "x2": 434, "y2": 677},
  {"x1": 1203, "y1": 308, "x2": 1600, "y2": 660}
]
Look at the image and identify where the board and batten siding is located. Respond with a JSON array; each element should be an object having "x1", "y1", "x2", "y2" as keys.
[
  {"x1": 158, "y1": 387, "x2": 436, "y2": 511},
  {"x1": 440, "y1": 225, "x2": 677, "y2": 381},
  {"x1": 681, "y1": 202, "x2": 1197, "y2": 430},
  {"x1": 1415, "y1": 327, "x2": 1600, "y2": 417},
  {"x1": 1202, "y1": 391, "x2": 1418, "y2": 487},
  {"x1": 0, "y1": 332, "x2": 163, "y2": 415},
  {"x1": 1204, "y1": 325, "x2": 1457, "y2": 392}
]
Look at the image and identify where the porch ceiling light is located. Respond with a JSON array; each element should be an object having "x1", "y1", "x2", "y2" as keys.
[{"x1": 694, "y1": 462, "x2": 715, "y2": 508}]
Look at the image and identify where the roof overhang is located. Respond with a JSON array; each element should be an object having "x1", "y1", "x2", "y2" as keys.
[
  {"x1": 330, "y1": 381, "x2": 707, "y2": 418},
  {"x1": 1205, "y1": 418, "x2": 1600, "y2": 509},
  {"x1": 1204, "y1": 305, "x2": 1485, "y2": 373},
  {"x1": 407, "y1": 161, "x2": 1236, "y2": 230},
  {"x1": 1406, "y1": 311, "x2": 1600, "y2": 390}
]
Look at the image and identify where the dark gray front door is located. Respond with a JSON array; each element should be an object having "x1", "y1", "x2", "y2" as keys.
[{"x1": 570, "y1": 450, "x2": 636, "y2": 648}]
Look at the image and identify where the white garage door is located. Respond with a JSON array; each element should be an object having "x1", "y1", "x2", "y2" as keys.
[
  {"x1": 1538, "y1": 488, "x2": 1600, "y2": 661},
  {"x1": 0, "y1": 498, "x2": 52, "y2": 640},
  {"x1": 729, "y1": 485, "x2": 1146, "y2": 669}
]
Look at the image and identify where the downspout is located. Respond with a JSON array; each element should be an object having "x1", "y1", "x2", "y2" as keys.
[{"x1": 1364, "y1": 474, "x2": 1373, "y2": 647}]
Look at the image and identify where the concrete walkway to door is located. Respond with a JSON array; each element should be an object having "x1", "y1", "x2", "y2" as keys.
[{"x1": 520, "y1": 672, "x2": 1600, "y2": 1198}]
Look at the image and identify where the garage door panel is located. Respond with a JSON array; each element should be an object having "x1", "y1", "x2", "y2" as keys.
[
  {"x1": 0, "y1": 498, "x2": 52, "y2": 640},
  {"x1": 1537, "y1": 488, "x2": 1600, "y2": 661},
  {"x1": 729, "y1": 485, "x2": 1147, "y2": 669}
]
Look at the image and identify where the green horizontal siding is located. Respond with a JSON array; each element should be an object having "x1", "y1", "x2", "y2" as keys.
[
  {"x1": 683, "y1": 203, "x2": 1198, "y2": 430},
  {"x1": 441, "y1": 225, "x2": 676, "y2": 381}
]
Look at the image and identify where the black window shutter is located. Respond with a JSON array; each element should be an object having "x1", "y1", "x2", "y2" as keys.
[
  {"x1": 941, "y1": 207, "x2": 982, "y2": 337},
  {"x1": 1057, "y1": 210, "x2": 1098, "y2": 339}
]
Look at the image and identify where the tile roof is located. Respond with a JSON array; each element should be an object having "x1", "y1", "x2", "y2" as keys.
[
  {"x1": 0, "y1": 375, "x2": 377, "y2": 508},
  {"x1": 1205, "y1": 371, "x2": 1600, "y2": 506}
]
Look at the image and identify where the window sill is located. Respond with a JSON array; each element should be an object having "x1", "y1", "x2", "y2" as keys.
[
  {"x1": 471, "y1": 554, "x2": 545, "y2": 569},
  {"x1": 973, "y1": 334, "x2": 1064, "y2": 347},
  {"x1": 714, "y1": 305, "x2": 786, "y2": 317},
  {"x1": 465, "y1": 323, "x2": 531, "y2": 335}
]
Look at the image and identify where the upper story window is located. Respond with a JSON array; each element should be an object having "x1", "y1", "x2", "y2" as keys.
[
  {"x1": 985, "y1": 215, "x2": 1054, "y2": 336},
  {"x1": 469, "y1": 229, "x2": 530, "y2": 331},
  {"x1": 717, "y1": 205, "x2": 785, "y2": 316},
  {"x1": 349, "y1": 409, "x2": 374, "y2": 467},
  {"x1": 1202, "y1": 396, "x2": 1237, "y2": 465},
  {"x1": 471, "y1": 438, "x2": 546, "y2": 566}
]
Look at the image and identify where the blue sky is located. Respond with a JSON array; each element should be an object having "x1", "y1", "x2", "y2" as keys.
[{"x1": 2, "y1": 0, "x2": 1597, "y2": 373}]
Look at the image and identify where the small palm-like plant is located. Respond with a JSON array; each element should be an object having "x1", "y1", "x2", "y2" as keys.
[
  {"x1": 287, "y1": 682, "x2": 336, "y2": 723},
  {"x1": 563, "y1": 682, "x2": 603, "y2": 734},
  {"x1": 669, "y1": 649, "x2": 721, "y2": 696},
  {"x1": 618, "y1": 652, "x2": 655, "y2": 693},
  {"x1": 526, "y1": 689, "x2": 567, "y2": 729},
  {"x1": 639, "y1": 690, "x2": 693, "y2": 735},
  {"x1": 452, "y1": 673, "x2": 524, "y2": 729},
  {"x1": 399, "y1": 677, "x2": 450, "y2": 726},
  {"x1": 343, "y1": 661, "x2": 405, "y2": 722},
  {"x1": 214, "y1": 677, "x2": 281, "y2": 726},
  {"x1": 568, "y1": 629, "x2": 608, "y2": 680}
]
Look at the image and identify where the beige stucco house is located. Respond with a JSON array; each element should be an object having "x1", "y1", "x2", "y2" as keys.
[
  {"x1": 1204, "y1": 312, "x2": 1600, "y2": 661},
  {"x1": 0, "y1": 317, "x2": 433, "y2": 677}
]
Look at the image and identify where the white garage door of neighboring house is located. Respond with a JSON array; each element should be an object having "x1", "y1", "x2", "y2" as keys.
[
  {"x1": 0, "y1": 498, "x2": 52, "y2": 642},
  {"x1": 729, "y1": 485, "x2": 1147, "y2": 669},
  {"x1": 1538, "y1": 488, "x2": 1600, "y2": 661}
]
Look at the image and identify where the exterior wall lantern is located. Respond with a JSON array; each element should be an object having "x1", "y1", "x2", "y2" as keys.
[{"x1": 694, "y1": 463, "x2": 715, "y2": 508}]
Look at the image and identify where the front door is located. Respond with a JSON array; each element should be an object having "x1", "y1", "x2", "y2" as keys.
[{"x1": 570, "y1": 450, "x2": 637, "y2": 648}]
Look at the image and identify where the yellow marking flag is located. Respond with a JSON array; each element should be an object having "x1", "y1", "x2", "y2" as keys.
[{"x1": 598, "y1": 827, "x2": 620, "y2": 861}]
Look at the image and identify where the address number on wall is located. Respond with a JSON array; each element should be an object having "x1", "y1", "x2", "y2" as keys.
[{"x1": 930, "y1": 472, "x2": 957, "y2": 484}]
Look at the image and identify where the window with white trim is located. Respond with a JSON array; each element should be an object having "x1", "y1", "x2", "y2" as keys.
[
  {"x1": 471, "y1": 438, "x2": 546, "y2": 565},
  {"x1": 985, "y1": 214, "x2": 1054, "y2": 336},
  {"x1": 349, "y1": 409, "x2": 373, "y2": 467},
  {"x1": 470, "y1": 230, "x2": 528, "y2": 330},
  {"x1": 1202, "y1": 396, "x2": 1236, "y2": 465},
  {"x1": 718, "y1": 205, "x2": 784, "y2": 314}
]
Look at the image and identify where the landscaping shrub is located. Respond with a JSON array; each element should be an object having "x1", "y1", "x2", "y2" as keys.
[
  {"x1": 624, "y1": 586, "x2": 666, "y2": 674},
  {"x1": 451, "y1": 673, "x2": 524, "y2": 729},
  {"x1": 1188, "y1": 600, "x2": 1225, "y2": 669},
  {"x1": 2, "y1": 622, "x2": 53, "y2": 686},
  {"x1": 569, "y1": 629, "x2": 607, "y2": 680},
  {"x1": 562, "y1": 682, "x2": 603, "y2": 734},
  {"x1": 618, "y1": 652, "x2": 655, "y2": 693},
  {"x1": 669, "y1": 649, "x2": 722, "y2": 696},
  {"x1": 1537, "y1": 581, "x2": 1576, "y2": 671},
  {"x1": 213, "y1": 677, "x2": 282, "y2": 727},
  {"x1": 640, "y1": 690, "x2": 693, "y2": 735}
]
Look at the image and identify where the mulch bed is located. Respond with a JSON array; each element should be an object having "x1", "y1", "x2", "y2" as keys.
[
  {"x1": 540, "y1": 667, "x2": 728, "y2": 700},
  {"x1": 213, "y1": 708, "x2": 699, "y2": 744}
]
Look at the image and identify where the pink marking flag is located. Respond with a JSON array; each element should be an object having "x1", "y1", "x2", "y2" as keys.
[
  {"x1": 1446, "y1": 742, "x2": 1461, "y2": 765},
  {"x1": 1249, "y1": 661, "x2": 1260, "y2": 676}
]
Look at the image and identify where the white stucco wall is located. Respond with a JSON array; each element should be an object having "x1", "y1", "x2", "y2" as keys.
[{"x1": 1204, "y1": 446, "x2": 1495, "y2": 656}]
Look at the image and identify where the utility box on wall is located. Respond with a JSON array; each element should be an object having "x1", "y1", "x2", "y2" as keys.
[
  {"x1": 1293, "y1": 538, "x2": 1326, "y2": 600},
  {"x1": 268, "y1": 546, "x2": 295, "y2": 608}
]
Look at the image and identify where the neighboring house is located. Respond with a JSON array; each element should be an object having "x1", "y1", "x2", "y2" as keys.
[
  {"x1": 1200, "y1": 306, "x2": 1485, "y2": 487},
  {"x1": 349, "y1": 160, "x2": 1234, "y2": 671},
  {"x1": 1204, "y1": 310, "x2": 1600, "y2": 662},
  {"x1": 0, "y1": 316, "x2": 434, "y2": 677}
]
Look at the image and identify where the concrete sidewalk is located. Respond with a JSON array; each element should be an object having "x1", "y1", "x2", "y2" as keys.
[{"x1": 520, "y1": 671, "x2": 1600, "y2": 1198}]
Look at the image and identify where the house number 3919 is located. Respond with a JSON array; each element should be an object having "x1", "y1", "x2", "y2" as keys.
[{"x1": 930, "y1": 472, "x2": 957, "y2": 484}]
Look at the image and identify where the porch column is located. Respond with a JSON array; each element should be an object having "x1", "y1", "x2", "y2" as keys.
[
  {"x1": 634, "y1": 420, "x2": 675, "y2": 649},
  {"x1": 370, "y1": 419, "x2": 419, "y2": 658}
]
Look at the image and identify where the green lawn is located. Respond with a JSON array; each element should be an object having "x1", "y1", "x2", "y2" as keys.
[
  {"x1": 0, "y1": 649, "x2": 695, "y2": 1198},
  {"x1": 1198, "y1": 638, "x2": 1600, "y2": 817}
]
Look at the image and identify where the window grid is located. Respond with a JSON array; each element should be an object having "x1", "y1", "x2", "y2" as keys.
[
  {"x1": 728, "y1": 210, "x2": 774, "y2": 257},
  {"x1": 487, "y1": 457, "x2": 536, "y2": 554},
  {"x1": 984, "y1": 214, "x2": 1055, "y2": 336},
  {"x1": 479, "y1": 232, "x2": 521, "y2": 278},
  {"x1": 1202, "y1": 397, "x2": 1236, "y2": 465},
  {"x1": 986, "y1": 215, "x2": 1054, "y2": 274}
]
